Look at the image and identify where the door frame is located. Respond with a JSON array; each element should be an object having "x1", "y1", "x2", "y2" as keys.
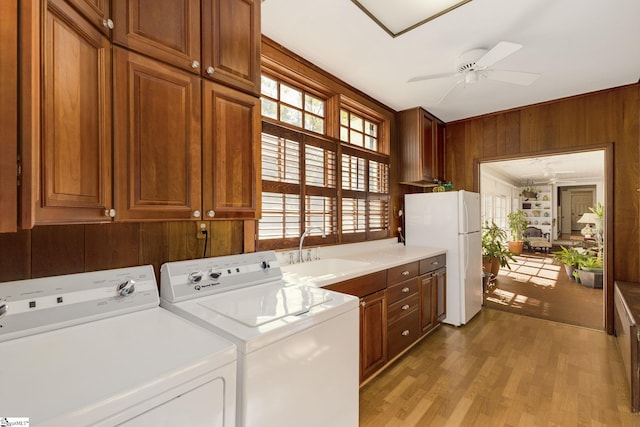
[{"x1": 474, "y1": 144, "x2": 613, "y2": 334}]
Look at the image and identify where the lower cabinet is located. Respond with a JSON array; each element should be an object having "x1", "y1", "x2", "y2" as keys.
[
  {"x1": 324, "y1": 270, "x2": 387, "y2": 383},
  {"x1": 386, "y1": 276, "x2": 420, "y2": 360},
  {"x1": 324, "y1": 255, "x2": 446, "y2": 384},
  {"x1": 360, "y1": 290, "x2": 387, "y2": 382}
]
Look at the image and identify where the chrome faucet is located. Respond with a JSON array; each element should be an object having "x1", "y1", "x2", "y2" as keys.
[{"x1": 299, "y1": 227, "x2": 325, "y2": 263}]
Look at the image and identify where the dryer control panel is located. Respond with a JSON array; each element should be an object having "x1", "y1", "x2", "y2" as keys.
[
  {"x1": 0, "y1": 266, "x2": 159, "y2": 342},
  {"x1": 161, "y1": 251, "x2": 282, "y2": 303}
]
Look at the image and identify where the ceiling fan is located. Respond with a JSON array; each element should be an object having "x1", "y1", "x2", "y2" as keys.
[{"x1": 408, "y1": 41, "x2": 540, "y2": 103}]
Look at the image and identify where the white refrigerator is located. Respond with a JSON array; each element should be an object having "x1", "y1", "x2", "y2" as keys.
[{"x1": 404, "y1": 190, "x2": 482, "y2": 326}]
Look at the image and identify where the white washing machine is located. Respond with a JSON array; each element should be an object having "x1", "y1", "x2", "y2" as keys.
[
  {"x1": 160, "y1": 251, "x2": 360, "y2": 427},
  {"x1": 0, "y1": 266, "x2": 236, "y2": 426}
]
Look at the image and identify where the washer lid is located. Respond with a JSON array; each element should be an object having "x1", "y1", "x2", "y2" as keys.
[{"x1": 198, "y1": 283, "x2": 332, "y2": 327}]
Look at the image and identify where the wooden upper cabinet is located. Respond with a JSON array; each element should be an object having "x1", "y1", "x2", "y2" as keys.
[
  {"x1": 0, "y1": 0, "x2": 18, "y2": 233},
  {"x1": 202, "y1": 0, "x2": 261, "y2": 94},
  {"x1": 38, "y1": 0, "x2": 113, "y2": 224},
  {"x1": 202, "y1": 81, "x2": 260, "y2": 219},
  {"x1": 113, "y1": 47, "x2": 202, "y2": 221},
  {"x1": 112, "y1": 0, "x2": 201, "y2": 73},
  {"x1": 398, "y1": 107, "x2": 445, "y2": 185},
  {"x1": 63, "y1": 0, "x2": 112, "y2": 34}
]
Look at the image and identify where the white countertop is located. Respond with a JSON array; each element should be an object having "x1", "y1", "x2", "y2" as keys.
[{"x1": 280, "y1": 239, "x2": 445, "y2": 287}]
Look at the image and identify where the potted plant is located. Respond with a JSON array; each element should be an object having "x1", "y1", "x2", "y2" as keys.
[
  {"x1": 577, "y1": 255, "x2": 603, "y2": 288},
  {"x1": 552, "y1": 246, "x2": 582, "y2": 280},
  {"x1": 506, "y1": 210, "x2": 528, "y2": 255},
  {"x1": 519, "y1": 180, "x2": 539, "y2": 199},
  {"x1": 482, "y1": 220, "x2": 515, "y2": 278}
]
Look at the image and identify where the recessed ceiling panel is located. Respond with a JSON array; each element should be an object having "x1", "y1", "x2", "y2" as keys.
[{"x1": 352, "y1": 0, "x2": 472, "y2": 37}]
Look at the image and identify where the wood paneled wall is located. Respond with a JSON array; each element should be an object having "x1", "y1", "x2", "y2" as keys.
[
  {"x1": 445, "y1": 83, "x2": 640, "y2": 332},
  {"x1": 0, "y1": 221, "x2": 244, "y2": 282}
]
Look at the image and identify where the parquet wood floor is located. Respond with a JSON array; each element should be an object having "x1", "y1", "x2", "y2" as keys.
[{"x1": 359, "y1": 309, "x2": 637, "y2": 426}]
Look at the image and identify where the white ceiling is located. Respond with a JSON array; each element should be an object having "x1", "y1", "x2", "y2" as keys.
[
  {"x1": 481, "y1": 151, "x2": 605, "y2": 187},
  {"x1": 262, "y1": 0, "x2": 640, "y2": 122}
]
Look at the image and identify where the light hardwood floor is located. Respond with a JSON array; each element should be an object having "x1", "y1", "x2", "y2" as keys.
[{"x1": 359, "y1": 308, "x2": 638, "y2": 426}]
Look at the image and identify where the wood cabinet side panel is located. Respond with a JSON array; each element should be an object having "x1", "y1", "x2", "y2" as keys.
[{"x1": 0, "y1": 0, "x2": 18, "y2": 232}]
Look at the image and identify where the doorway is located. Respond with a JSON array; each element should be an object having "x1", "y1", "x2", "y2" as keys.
[
  {"x1": 559, "y1": 186, "x2": 596, "y2": 235},
  {"x1": 479, "y1": 150, "x2": 606, "y2": 329}
]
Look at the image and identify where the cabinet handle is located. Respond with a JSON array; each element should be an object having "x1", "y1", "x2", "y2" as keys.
[
  {"x1": 360, "y1": 300, "x2": 366, "y2": 307},
  {"x1": 401, "y1": 330, "x2": 410, "y2": 336},
  {"x1": 104, "y1": 208, "x2": 116, "y2": 218},
  {"x1": 206, "y1": 66, "x2": 215, "y2": 75},
  {"x1": 401, "y1": 270, "x2": 410, "y2": 276},
  {"x1": 402, "y1": 287, "x2": 410, "y2": 293},
  {"x1": 193, "y1": 210, "x2": 201, "y2": 218},
  {"x1": 103, "y1": 19, "x2": 114, "y2": 30},
  {"x1": 432, "y1": 261, "x2": 439, "y2": 266},
  {"x1": 206, "y1": 210, "x2": 215, "y2": 218},
  {"x1": 191, "y1": 60, "x2": 200, "y2": 69},
  {"x1": 401, "y1": 304, "x2": 410, "y2": 310}
]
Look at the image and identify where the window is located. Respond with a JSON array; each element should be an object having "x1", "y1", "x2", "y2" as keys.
[
  {"x1": 340, "y1": 108, "x2": 378, "y2": 151},
  {"x1": 481, "y1": 193, "x2": 508, "y2": 231},
  {"x1": 261, "y1": 75, "x2": 325, "y2": 134},
  {"x1": 258, "y1": 73, "x2": 389, "y2": 249}
]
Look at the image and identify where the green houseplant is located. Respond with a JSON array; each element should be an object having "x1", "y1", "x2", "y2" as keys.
[
  {"x1": 506, "y1": 210, "x2": 528, "y2": 255},
  {"x1": 577, "y1": 253, "x2": 603, "y2": 288},
  {"x1": 552, "y1": 246, "x2": 582, "y2": 280},
  {"x1": 482, "y1": 220, "x2": 515, "y2": 278}
]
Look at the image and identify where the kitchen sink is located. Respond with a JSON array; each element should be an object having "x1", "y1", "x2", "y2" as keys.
[{"x1": 281, "y1": 258, "x2": 371, "y2": 283}]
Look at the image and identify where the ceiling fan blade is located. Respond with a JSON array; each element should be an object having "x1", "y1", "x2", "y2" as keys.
[
  {"x1": 407, "y1": 72, "x2": 455, "y2": 83},
  {"x1": 475, "y1": 41, "x2": 522, "y2": 68},
  {"x1": 435, "y1": 79, "x2": 461, "y2": 104},
  {"x1": 485, "y1": 69, "x2": 540, "y2": 86}
]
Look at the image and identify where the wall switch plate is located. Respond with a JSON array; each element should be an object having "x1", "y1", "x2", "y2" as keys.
[{"x1": 196, "y1": 222, "x2": 208, "y2": 240}]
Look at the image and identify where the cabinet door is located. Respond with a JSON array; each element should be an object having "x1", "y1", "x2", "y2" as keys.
[
  {"x1": 435, "y1": 267, "x2": 447, "y2": 322},
  {"x1": 419, "y1": 274, "x2": 436, "y2": 333},
  {"x1": 360, "y1": 290, "x2": 387, "y2": 382},
  {"x1": 202, "y1": 0, "x2": 261, "y2": 94},
  {"x1": 112, "y1": 0, "x2": 201, "y2": 73},
  {"x1": 39, "y1": 0, "x2": 113, "y2": 224},
  {"x1": 113, "y1": 47, "x2": 202, "y2": 221},
  {"x1": 398, "y1": 107, "x2": 445, "y2": 184},
  {"x1": 0, "y1": 0, "x2": 18, "y2": 232},
  {"x1": 63, "y1": 0, "x2": 111, "y2": 34},
  {"x1": 202, "y1": 81, "x2": 260, "y2": 219}
]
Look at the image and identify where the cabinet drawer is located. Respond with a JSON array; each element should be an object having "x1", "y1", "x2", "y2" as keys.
[
  {"x1": 387, "y1": 262, "x2": 419, "y2": 285},
  {"x1": 323, "y1": 270, "x2": 386, "y2": 298},
  {"x1": 387, "y1": 293, "x2": 419, "y2": 324},
  {"x1": 386, "y1": 277, "x2": 419, "y2": 304},
  {"x1": 387, "y1": 310, "x2": 420, "y2": 359},
  {"x1": 419, "y1": 254, "x2": 446, "y2": 275}
]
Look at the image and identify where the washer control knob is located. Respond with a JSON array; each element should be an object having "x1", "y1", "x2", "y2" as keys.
[
  {"x1": 261, "y1": 261, "x2": 270, "y2": 270},
  {"x1": 188, "y1": 271, "x2": 203, "y2": 284},
  {"x1": 117, "y1": 280, "x2": 135, "y2": 296},
  {"x1": 0, "y1": 298, "x2": 7, "y2": 319},
  {"x1": 209, "y1": 270, "x2": 222, "y2": 279}
]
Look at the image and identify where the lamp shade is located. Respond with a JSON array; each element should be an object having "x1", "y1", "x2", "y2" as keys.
[{"x1": 577, "y1": 212, "x2": 598, "y2": 224}]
